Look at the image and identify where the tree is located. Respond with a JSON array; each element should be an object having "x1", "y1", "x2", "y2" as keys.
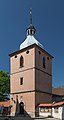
[{"x1": 0, "y1": 71, "x2": 10, "y2": 101}]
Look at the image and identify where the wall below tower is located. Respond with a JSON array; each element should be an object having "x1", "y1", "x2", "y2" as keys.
[
  {"x1": 10, "y1": 92, "x2": 36, "y2": 117},
  {"x1": 35, "y1": 91, "x2": 52, "y2": 116}
]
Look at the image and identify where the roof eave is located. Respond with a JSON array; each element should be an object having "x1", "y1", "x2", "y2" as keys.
[{"x1": 9, "y1": 43, "x2": 54, "y2": 58}]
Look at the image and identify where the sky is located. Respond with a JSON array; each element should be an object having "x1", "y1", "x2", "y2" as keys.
[{"x1": 0, "y1": 0, "x2": 64, "y2": 87}]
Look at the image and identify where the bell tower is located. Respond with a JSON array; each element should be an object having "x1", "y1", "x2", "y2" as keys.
[{"x1": 9, "y1": 10, "x2": 53, "y2": 117}]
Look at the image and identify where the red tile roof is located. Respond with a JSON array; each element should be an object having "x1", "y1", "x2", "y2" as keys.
[
  {"x1": 0, "y1": 101, "x2": 10, "y2": 107},
  {"x1": 39, "y1": 103, "x2": 52, "y2": 107},
  {"x1": 52, "y1": 101, "x2": 64, "y2": 106},
  {"x1": 39, "y1": 101, "x2": 64, "y2": 107}
]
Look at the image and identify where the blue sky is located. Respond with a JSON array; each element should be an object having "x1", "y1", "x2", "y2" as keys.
[{"x1": 0, "y1": 0, "x2": 64, "y2": 87}]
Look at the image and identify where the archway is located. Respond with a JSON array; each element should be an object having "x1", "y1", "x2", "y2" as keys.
[{"x1": 19, "y1": 102, "x2": 24, "y2": 114}]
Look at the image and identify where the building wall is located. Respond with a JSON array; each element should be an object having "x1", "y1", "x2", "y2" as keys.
[
  {"x1": 35, "y1": 46, "x2": 52, "y2": 115},
  {"x1": 10, "y1": 45, "x2": 52, "y2": 117},
  {"x1": 10, "y1": 47, "x2": 36, "y2": 116},
  {"x1": 35, "y1": 92, "x2": 52, "y2": 116},
  {"x1": 10, "y1": 47, "x2": 35, "y2": 94},
  {"x1": 10, "y1": 69, "x2": 35, "y2": 93},
  {"x1": 52, "y1": 88, "x2": 64, "y2": 102},
  {"x1": 10, "y1": 92, "x2": 35, "y2": 116},
  {"x1": 52, "y1": 95, "x2": 63, "y2": 102},
  {"x1": 39, "y1": 105, "x2": 64, "y2": 120},
  {"x1": 35, "y1": 69, "x2": 52, "y2": 93},
  {"x1": 35, "y1": 46, "x2": 52, "y2": 93},
  {"x1": 39, "y1": 106, "x2": 51, "y2": 117},
  {"x1": 52, "y1": 106, "x2": 64, "y2": 120},
  {"x1": 10, "y1": 47, "x2": 35, "y2": 74},
  {"x1": 35, "y1": 46, "x2": 52, "y2": 75}
]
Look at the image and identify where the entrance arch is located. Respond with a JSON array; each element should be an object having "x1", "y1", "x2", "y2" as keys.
[{"x1": 19, "y1": 101, "x2": 24, "y2": 114}]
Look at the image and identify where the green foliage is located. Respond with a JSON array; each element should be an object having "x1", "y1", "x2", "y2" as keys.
[{"x1": 0, "y1": 71, "x2": 10, "y2": 101}]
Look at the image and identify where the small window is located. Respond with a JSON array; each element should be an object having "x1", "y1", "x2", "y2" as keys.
[
  {"x1": 38, "y1": 51, "x2": 41, "y2": 54},
  {"x1": 26, "y1": 51, "x2": 29, "y2": 54},
  {"x1": 20, "y1": 56, "x2": 24, "y2": 67},
  {"x1": 47, "y1": 57, "x2": 49, "y2": 60},
  {"x1": 40, "y1": 107, "x2": 45, "y2": 112},
  {"x1": 30, "y1": 29, "x2": 32, "y2": 34},
  {"x1": 54, "y1": 107, "x2": 58, "y2": 113},
  {"x1": 20, "y1": 78, "x2": 23, "y2": 85},
  {"x1": 43, "y1": 57, "x2": 46, "y2": 68},
  {"x1": 14, "y1": 55, "x2": 17, "y2": 58},
  {"x1": 28, "y1": 30, "x2": 29, "y2": 35}
]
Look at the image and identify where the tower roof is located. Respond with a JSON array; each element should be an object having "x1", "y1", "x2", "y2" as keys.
[
  {"x1": 20, "y1": 9, "x2": 44, "y2": 50},
  {"x1": 20, "y1": 35, "x2": 44, "y2": 50}
]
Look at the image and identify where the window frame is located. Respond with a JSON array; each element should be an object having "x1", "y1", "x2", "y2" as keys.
[
  {"x1": 20, "y1": 77, "x2": 23, "y2": 85},
  {"x1": 20, "y1": 56, "x2": 24, "y2": 68},
  {"x1": 43, "y1": 57, "x2": 46, "y2": 69}
]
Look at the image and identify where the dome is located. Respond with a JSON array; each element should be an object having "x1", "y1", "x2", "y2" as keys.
[{"x1": 20, "y1": 35, "x2": 44, "y2": 50}]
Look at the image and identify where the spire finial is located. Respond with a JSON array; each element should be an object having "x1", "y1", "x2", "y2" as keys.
[
  {"x1": 30, "y1": 8, "x2": 32, "y2": 25},
  {"x1": 26, "y1": 9, "x2": 36, "y2": 36}
]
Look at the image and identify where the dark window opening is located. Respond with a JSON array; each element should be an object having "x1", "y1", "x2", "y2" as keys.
[
  {"x1": 30, "y1": 29, "x2": 32, "y2": 34},
  {"x1": 20, "y1": 56, "x2": 24, "y2": 67},
  {"x1": 26, "y1": 50, "x2": 29, "y2": 54},
  {"x1": 43, "y1": 57, "x2": 46, "y2": 68},
  {"x1": 47, "y1": 57, "x2": 49, "y2": 60},
  {"x1": 20, "y1": 78, "x2": 23, "y2": 85},
  {"x1": 39, "y1": 51, "x2": 41, "y2": 54},
  {"x1": 28, "y1": 30, "x2": 29, "y2": 35},
  {"x1": 14, "y1": 55, "x2": 17, "y2": 58}
]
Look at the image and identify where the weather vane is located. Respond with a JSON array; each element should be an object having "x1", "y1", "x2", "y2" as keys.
[{"x1": 29, "y1": 8, "x2": 32, "y2": 25}]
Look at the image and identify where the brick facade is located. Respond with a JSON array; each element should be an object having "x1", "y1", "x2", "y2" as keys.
[{"x1": 9, "y1": 44, "x2": 53, "y2": 117}]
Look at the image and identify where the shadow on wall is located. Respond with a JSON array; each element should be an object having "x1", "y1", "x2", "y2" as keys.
[
  {"x1": 0, "y1": 95, "x2": 34, "y2": 120},
  {"x1": 15, "y1": 95, "x2": 32, "y2": 117}
]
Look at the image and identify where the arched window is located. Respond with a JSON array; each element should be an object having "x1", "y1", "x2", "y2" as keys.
[
  {"x1": 20, "y1": 56, "x2": 24, "y2": 67},
  {"x1": 43, "y1": 57, "x2": 46, "y2": 68}
]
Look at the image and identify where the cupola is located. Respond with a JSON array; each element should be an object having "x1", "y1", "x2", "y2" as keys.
[{"x1": 20, "y1": 9, "x2": 44, "y2": 50}]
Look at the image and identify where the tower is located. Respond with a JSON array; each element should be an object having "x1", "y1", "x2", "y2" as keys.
[{"x1": 9, "y1": 10, "x2": 53, "y2": 117}]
